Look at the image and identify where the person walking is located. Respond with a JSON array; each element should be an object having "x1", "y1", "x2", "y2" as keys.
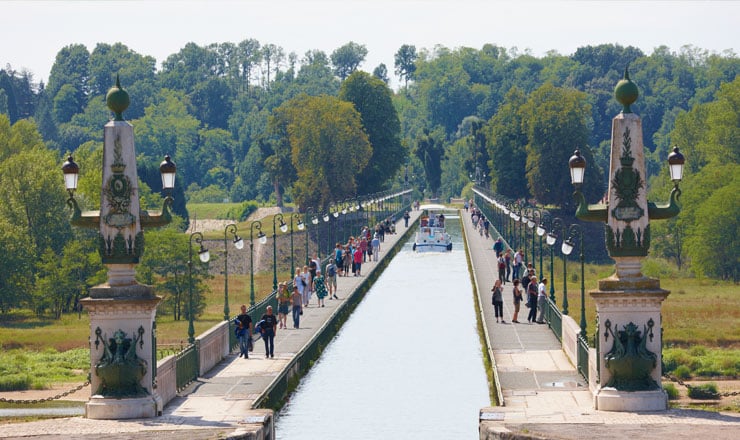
[
  {"x1": 325, "y1": 259, "x2": 338, "y2": 299},
  {"x1": 301, "y1": 265, "x2": 312, "y2": 307},
  {"x1": 276, "y1": 282, "x2": 290, "y2": 329},
  {"x1": 342, "y1": 245, "x2": 352, "y2": 276},
  {"x1": 504, "y1": 249, "x2": 512, "y2": 282},
  {"x1": 260, "y1": 306, "x2": 278, "y2": 358},
  {"x1": 294, "y1": 268, "x2": 306, "y2": 308},
  {"x1": 511, "y1": 279, "x2": 523, "y2": 323},
  {"x1": 497, "y1": 254, "x2": 507, "y2": 285},
  {"x1": 313, "y1": 271, "x2": 328, "y2": 307},
  {"x1": 290, "y1": 286, "x2": 302, "y2": 329},
  {"x1": 371, "y1": 233, "x2": 380, "y2": 261},
  {"x1": 334, "y1": 243, "x2": 344, "y2": 277},
  {"x1": 491, "y1": 279, "x2": 505, "y2": 323},
  {"x1": 493, "y1": 237, "x2": 504, "y2": 256},
  {"x1": 527, "y1": 275, "x2": 539, "y2": 324},
  {"x1": 403, "y1": 210, "x2": 410, "y2": 227},
  {"x1": 513, "y1": 249, "x2": 523, "y2": 280},
  {"x1": 536, "y1": 278, "x2": 548, "y2": 324},
  {"x1": 353, "y1": 245, "x2": 363, "y2": 276},
  {"x1": 234, "y1": 304, "x2": 252, "y2": 358}
]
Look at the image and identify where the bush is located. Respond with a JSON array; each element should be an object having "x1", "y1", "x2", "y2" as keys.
[
  {"x1": 642, "y1": 258, "x2": 681, "y2": 279},
  {"x1": 663, "y1": 382, "x2": 680, "y2": 400},
  {"x1": 0, "y1": 374, "x2": 31, "y2": 391},
  {"x1": 225, "y1": 200, "x2": 259, "y2": 221},
  {"x1": 674, "y1": 365, "x2": 691, "y2": 380},
  {"x1": 688, "y1": 382, "x2": 720, "y2": 400}
]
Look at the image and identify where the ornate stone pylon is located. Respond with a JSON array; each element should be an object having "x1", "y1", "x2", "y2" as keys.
[
  {"x1": 572, "y1": 68, "x2": 684, "y2": 411},
  {"x1": 67, "y1": 77, "x2": 174, "y2": 419}
]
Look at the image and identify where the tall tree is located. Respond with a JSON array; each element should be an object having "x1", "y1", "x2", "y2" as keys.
[
  {"x1": 394, "y1": 44, "x2": 417, "y2": 88},
  {"x1": 487, "y1": 87, "x2": 529, "y2": 199},
  {"x1": 330, "y1": 41, "x2": 368, "y2": 80},
  {"x1": 269, "y1": 94, "x2": 371, "y2": 209},
  {"x1": 521, "y1": 83, "x2": 602, "y2": 208},
  {"x1": 339, "y1": 71, "x2": 405, "y2": 194},
  {"x1": 373, "y1": 63, "x2": 389, "y2": 84},
  {"x1": 415, "y1": 128, "x2": 444, "y2": 197}
]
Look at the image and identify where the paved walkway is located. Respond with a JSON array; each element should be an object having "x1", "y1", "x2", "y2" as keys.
[
  {"x1": 462, "y1": 208, "x2": 740, "y2": 439},
  {"x1": 0, "y1": 210, "x2": 422, "y2": 439}
]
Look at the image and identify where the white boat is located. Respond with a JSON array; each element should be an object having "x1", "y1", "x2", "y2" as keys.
[{"x1": 413, "y1": 211, "x2": 452, "y2": 252}]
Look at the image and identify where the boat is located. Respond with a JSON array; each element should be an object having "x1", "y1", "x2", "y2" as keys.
[{"x1": 413, "y1": 211, "x2": 452, "y2": 252}]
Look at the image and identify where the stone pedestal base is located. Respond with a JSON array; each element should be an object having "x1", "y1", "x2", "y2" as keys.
[
  {"x1": 594, "y1": 387, "x2": 668, "y2": 411},
  {"x1": 86, "y1": 395, "x2": 158, "y2": 419}
]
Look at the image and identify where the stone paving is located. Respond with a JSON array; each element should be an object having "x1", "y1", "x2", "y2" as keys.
[
  {"x1": 0, "y1": 210, "x2": 421, "y2": 439},
  {"x1": 462, "y1": 208, "x2": 740, "y2": 439}
]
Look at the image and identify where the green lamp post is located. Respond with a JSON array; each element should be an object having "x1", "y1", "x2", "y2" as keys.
[
  {"x1": 546, "y1": 217, "x2": 565, "y2": 307},
  {"x1": 249, "y1": 221, "x2": 267, "y2": 307},
  {"x1": 304, "y1": 207, "x2": 315, "y2": 266},
  {"x1": 290, "y1": 214, "x2": 304, "y2": 277},
  {"x1": 537, "y1": 212, "x2": 556, "y2": 302},
  {"x1": 223, "y1": 224, "x2": 244, "y2": 321},
  {"x1": 562, "y1": 224, "x2": 585, "y2": 337},
  {"x1": 188, "y1": 232, "x2": 210, "y2": 344},
  {"x1": 272, "y1": 213, "x2": 287, "y2": 292}
]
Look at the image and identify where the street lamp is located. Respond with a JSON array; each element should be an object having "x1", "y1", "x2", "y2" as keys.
[
  {"x1": 546, "y1": 217, "x2": 569, "y2": 315},
  {"x1": 304, "y1": 207, "x2": 316, "y2": 266},
  {"x1": 545, "y1": 216, "x2": 564, "y2": 303},
  {"x1": 529, "y1": 208, "x2": 543, "y2": 272},
  {"x1": 249, "y1": 221, "x2": 267, "y2": 307},
  {"x1": 188, "y1": 232, "x2": 210, "y2": 344},
  {"x1": 290, "y1": 214, "x2": 304, "y2": 277},
  {"x1": 223, "y1": 224, "x2": 244, "y2": 321},
  {"x1": 562, "y1": 224, "x2": 585, "y2": 337},
  {"x1": 525, "y1": 208, "x2": 538, "y2": 270},
  {"x1": 272, "y1": 213, "x2": 287, "y2": 292}
]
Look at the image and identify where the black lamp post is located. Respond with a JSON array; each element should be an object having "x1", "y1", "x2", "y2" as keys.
[
  {"x1": 525, "y1": 208, "x2": 537, "y2": 270},
  {"x1": 304, "y1": 207, "x2": 315, "y2": 266},
  {"x1": 562, "y1": 224, "x2": 585, "y2": 337},
  {"x1": 223, "y1": 224, "x2": 244, "y2": 321},
  {"x1": 530, "y1": 208, "x2": 544, "y2": 272},
  {"x1": 290, "y1": 214, "x2": 304, "y2": 277},
  {"x1": 272, "y1": 213, "x2": 287, "y2": 292},
  {"x1": 546, "y1": 217, "x2": 569, "y2": 315},
  {"x1": 188, "y1": 232, "x2": 210, "y2": 344},
  {"x1": 322, "y1": 209, "x2": 330, "y2": 258},
  {"x1": 249, "y1": 221, "x2": 267, "y2": 307},
  {"x1": 545, "y1": 217, "x2": 564, "y2": 303}
]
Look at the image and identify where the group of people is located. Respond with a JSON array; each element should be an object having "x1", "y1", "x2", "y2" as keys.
[
  {"x1": 233, "y1": 219, "x2": 397, "y2": 360},
  {"x1": 466, "y1": 200, "x2": 551, "y2": 326}
]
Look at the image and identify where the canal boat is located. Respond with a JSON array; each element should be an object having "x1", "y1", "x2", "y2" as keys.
[{"x1": 413, "y1": 211, "x2": 452, "y2": 252}]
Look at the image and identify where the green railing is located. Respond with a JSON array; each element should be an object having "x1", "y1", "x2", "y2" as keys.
[
  {"x1": 175, "y1": 343, "x2": 199, "y2": 391},
  {"x1": 577, "y1": 334, "x2": 589, "y2": 381},
  {"x1": 546, "y1": 297, "x2": 562, "y2": 342}
]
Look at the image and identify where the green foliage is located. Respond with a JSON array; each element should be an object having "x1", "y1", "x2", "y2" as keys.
[
  {"x1": 330, "y1": 41, "x2": 367, "y2": 80},
  {"x1": 687, "y1": 382, "x2": 720, "y2": 400},
  {"x1": 664, "y1": 347, "x2": 739, "y2": 378},
  {"x1": 0, "y1": 348, "x2": 89, "y2": 391},
  {"x1": 339, "y1": 71, "x2": 405, "y2": 194},
  {"x1": 662, "y1": 382, "x2": 680, "y2": 400},
  {"x1": 224, "y1": 200, "x2": 259, "y2": 221},
  {"x1": 186, "y1": 183, "x2": 229, "y2": 204}
]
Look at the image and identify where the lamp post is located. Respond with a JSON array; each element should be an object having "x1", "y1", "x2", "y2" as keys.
[
  {"x1": 249, "y1": 221, "x2": 267, "y2": 307},
  {"x1": 188, "y1": 232, "x2": 210, "y2": 344},
  {"x1": 562, "y1": 224, "x2": 585, "y2": 337},
  {"x1": 322, "y1": 209, "x2": 331, "y2": 258},
  {"x1": 537, "y1": 212, "x2": 555, "y2": 301},
  {"x1": 223, "y1": 224, "x2": 244, "y2": 321},
  {"x1": 530, "y1": 208, "x2": 544, "y2": 272},
  {"x1": 546, "y1": 217, "x2": 565, "y2": 306},
  {"x1": 525, "y1": 208, "x2": 538, "y2": 270},
  {"x1": 272, "y1": 213, "x2": 287, "y2": 292},
  {"x1": 290, "y1": 214, "x2": 304, "y2": 277}
]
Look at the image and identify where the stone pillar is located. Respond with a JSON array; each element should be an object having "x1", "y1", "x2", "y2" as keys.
[{"x1": 589, "y1": 73, "x2": 669, "y2": 411}]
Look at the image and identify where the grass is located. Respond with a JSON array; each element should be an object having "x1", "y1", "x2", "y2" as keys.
[{"x1": 187, "y1": 202, "x2": 243, "y2": 220}]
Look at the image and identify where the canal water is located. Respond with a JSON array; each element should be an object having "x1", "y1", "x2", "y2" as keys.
[{"x1": 276, "y1": 216, "x2": 490, "y2": 439}]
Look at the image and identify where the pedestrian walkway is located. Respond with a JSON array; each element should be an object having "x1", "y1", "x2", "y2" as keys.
[
  {"x1": 462, "y1": 208, "x2": 740, "y2": 439},
  {"x1": 0, "y1": 210, "x2": 422, "y2": 439}
]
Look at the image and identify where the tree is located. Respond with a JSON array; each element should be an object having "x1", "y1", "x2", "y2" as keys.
[
  {"x1": 521, "y1": 83, "x2": 602, "y2": 208},
  {"x1": 261, "y1": 43, "x2": 285, "y2": 89},
  {"x1": 394, "y1": 44, "x2": 417, "y2": 88},
  {"x1": 339, "y1": 71, "x2": 405, "y2": 194},
  {"x1": 237, "y1": 38, "x2": 262, "y2": 93},
  {"x1": 373, "y1": 63, "x2": 389, "y2": 84},
  {"x1": 415, "y1": 128, "x2": 444, "y2": 197},
  {"x1": 330, "y1": 42, "x2": 368, "y2": 80},
  {"x1": 46, "y1": 44, "x2": 90, "y2": 118},
  {"x1": 269, "y1": 94, "x2": 371, "y2": 209},
  {"x1": 486, "y1": 87, "x2": 529, "y2": 199}
]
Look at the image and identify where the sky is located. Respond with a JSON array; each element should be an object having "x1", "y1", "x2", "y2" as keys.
[{"x1": 2, "y1": 0, "x2": 739, "y2": 89}]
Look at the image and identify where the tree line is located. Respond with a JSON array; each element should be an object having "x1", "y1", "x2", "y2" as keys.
[{"x1": 0, "y1": 40, "x2": 737, "y2": 318}]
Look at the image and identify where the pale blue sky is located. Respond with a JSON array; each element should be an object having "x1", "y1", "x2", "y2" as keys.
[{"x1": 2, "y1": 0, "x2": 738, "y2": 89}]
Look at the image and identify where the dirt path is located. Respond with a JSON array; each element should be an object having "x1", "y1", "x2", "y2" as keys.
[{"x1": 186, "y1": 207, "x2": 284, "y2": 234}]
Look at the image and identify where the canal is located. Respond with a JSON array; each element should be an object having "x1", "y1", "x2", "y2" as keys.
[{"x1": 276, "y1": 216, "x2": 490, "y2": 439}]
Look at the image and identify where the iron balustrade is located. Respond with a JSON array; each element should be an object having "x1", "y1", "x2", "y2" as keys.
[
  {"x1": 175, "y1": 343, "x2": 199, "y2": 391},
  {"x1": 577, "y1": 334, "x2": 590, "y2": 381},
  {"x1": 546, "y1": 297, "x2": 562, "y2": 342}
]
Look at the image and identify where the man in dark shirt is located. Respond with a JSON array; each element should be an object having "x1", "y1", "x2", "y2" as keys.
[
  {"x1": 260, "y1": 306, "x2": 278, "y2": 358},
  {"x1": 235, "y1": 305, "x2": 252, "y2": 359}
]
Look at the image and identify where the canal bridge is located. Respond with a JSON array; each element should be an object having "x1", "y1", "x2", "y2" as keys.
[{"x1": 2, "y1": 204, "x2": 738, "y2": 439}]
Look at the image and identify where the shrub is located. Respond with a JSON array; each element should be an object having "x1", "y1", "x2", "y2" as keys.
[
  {"x1": 674, "y1": 365, "x2": 691, "y2": 380},
  {"x1": 0, "y1": 374, "x2": 31, "y2": 391},
  {"x1": 663, "y1": 382, "x2": 680, "y2": 400},
  {"x1": 225, "y1": 200, "x2": 259, "y2": 221},
  {"x1": 688, "y1": 382, "x2": 720, "y2": 400}
]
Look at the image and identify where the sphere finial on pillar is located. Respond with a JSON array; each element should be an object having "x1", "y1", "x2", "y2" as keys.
[
  {"x1": 614, "y1": 65, "x2": 639, "y2": 114},
  {"x1": 106, "y1": 75, "x2": 130, "y2": 121}
]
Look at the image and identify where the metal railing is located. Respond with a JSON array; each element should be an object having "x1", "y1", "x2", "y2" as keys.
[
  {"x1": 546, "y1": 297, "x2": 562, "y2": 342},
  {"x1": 175, "y1": 343, "x2": 199, "y2": 391},
  {"x1": 577, "y1": 334, "x2": 589, "y2": 381}
]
